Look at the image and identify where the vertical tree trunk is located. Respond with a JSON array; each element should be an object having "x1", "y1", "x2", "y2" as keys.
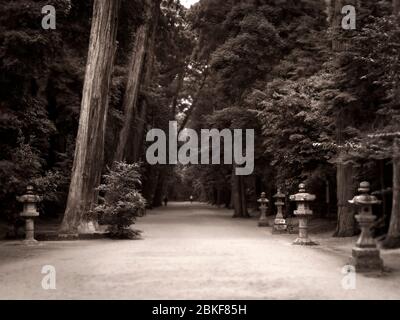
[
  {"x1": 171, "y1": 70, "x2": 185, "y2": 116},
  {"x1": 325, "y1": 179, "x2": 331, "y2": 216},
  {"x1": 232, "y1": 171, "x2": 241, "y2": 217},
  {"x1": 232, "y1": 167, "x2": 249, "y2": 218},
  {"x1": 383, "y1": 0, "x2": 400, "y2": 247},
  {"x1": 132, "y1": 0, "x2": 161, "y2": 161},
  {"x1": 332, "y1": 0, "x2": 357, "y2": 236},
  {"x1": 379, "y1": 159, "x2": 387, "y2": 218},
  {"x1": 114, "y1": 23, "x2": 150, "y2": 162},
  {"x1": 153, "y1": 169, "x2": 166, "y2": 208},
  {"x1": 334, "y1": 159, "x2": 356, "y2": 236},
  {"x1": 60, "y1": 0, "x2": 120, "y2": 234},
  {"x1": 133, "y1": 101, "x2": 148, "y2": 161},
  {"x1": 240, "y1": 176, "x2": 248, "y2": 216},
  {"x1": 114, "y1": 0, "x2": 160, "y2": 163},
  {"x1": 383, "y1": 139, "x2": 400, "y2": 248}
]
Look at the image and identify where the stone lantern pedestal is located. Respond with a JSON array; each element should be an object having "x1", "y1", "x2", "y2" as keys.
[
  {"x1": 272, "y1": 188, "x2": 287, "y2": 234},
  {"x1": 349, "y1": 182, "x2": 384, "y2": 273},
  {"x1": 290, "y1": 183, "x2": 317, "y2": 246},
  {"x1": 258, "y1": 192, "x2": 269, "y2": 227},
  {"x1": 16, "y1": 186, "x2": 41, "y2": 245}
]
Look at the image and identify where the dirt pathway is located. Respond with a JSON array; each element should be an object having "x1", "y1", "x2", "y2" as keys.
[{"x1": 0, "y1": 202, "x2": 399, "y2": 299}]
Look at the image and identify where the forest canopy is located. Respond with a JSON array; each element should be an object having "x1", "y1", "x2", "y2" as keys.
[{"x1": 1, "y1": 0, "x2": 400, "y2": 247}]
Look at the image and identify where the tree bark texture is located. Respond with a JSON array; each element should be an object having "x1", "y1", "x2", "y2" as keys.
[
  {"x1": 60, "y1": 0, "x2": 120, "y2": 234},
  {"x1": 332, "y1": 0, "x2": 357, "y2": 237},
  {"x1": 232, "y1": 167, "x2": 249, "y2": 218},
  {"x1": 383, "y1": 139, "x2": 400, "y2": 248},
  {"x1": 114, "y1": 23, "x2": 150, "y2": 162},
  {"x1": 334, "y1": 159, "x2": 356, "y2": 237},
  {"x1": 132, "y1": 0, "x2": 161, "y2": 162},
  {"x1": 114, "y1": 0, "x2": 161, "y2": 163}
]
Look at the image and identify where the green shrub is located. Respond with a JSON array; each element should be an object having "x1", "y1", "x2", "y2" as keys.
[{"x1": 93, "y1": 162, "x2": 146, "y2": 239}]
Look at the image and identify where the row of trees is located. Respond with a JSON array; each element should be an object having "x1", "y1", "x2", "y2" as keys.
[
  {"x1": 174, "y1": 0, "x2": 400, "y2": 248},
  {"x1": 1, "y1": 0, "x2": 399, "y2": 247},
  {"x1": 60, "y1": 0, "x2": 199, "y2": 233},
  {"x1": 0, "y1": 0, "x2": 193, "y2": 232}
]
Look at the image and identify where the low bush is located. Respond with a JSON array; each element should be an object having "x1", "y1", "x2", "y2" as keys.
[{"x1": 92, "y1": 162, "x2": 146, "y2": 239}]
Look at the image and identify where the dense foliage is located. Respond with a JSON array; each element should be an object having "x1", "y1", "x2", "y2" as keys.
[
  {"x1": 1, "y1": 0, "x2": 400, "y2": 244},
  {"x1": 93, "y1": 162, "x2": 146, "y2": 239}
]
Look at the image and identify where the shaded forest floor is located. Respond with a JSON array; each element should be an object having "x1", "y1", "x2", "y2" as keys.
[{"x1": 1, "y1": 202, "x2": 400, "y2": 299}]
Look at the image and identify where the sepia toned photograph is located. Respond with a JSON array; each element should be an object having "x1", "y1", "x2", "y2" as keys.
[{"x1": 1, "y1": 0, "x2": 400, "y2": 305}]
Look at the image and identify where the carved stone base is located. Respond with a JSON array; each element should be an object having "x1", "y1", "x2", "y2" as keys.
[
  {"x1": 258, "y1": 219, "x2": 269, "y2": 227},
  {"x1": 272, "y1": 221, "x2": 288, "y2": 234},
  {"x1": 351, "y1": 247, "x2": 384, "y2": 273},
  {"x1": 22, "y1": 239, "x2": 39, "y2": 246},
  {"x1": 293, "y1": 237, "x2": 318, "y2": 246}
]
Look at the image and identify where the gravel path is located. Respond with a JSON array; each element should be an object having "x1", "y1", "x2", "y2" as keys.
[{"x1": 0, "y1": 202, "x2": 399, "y2": 299}]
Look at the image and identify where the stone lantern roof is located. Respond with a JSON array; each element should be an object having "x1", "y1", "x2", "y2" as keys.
[
  {"x1": 258, "y1": 192, "x2": 269, "y2": 204},
  {"x1": 289, "y1": 183, "x2": 316, "y2": 202},
  {"x1": 349, "y1": 182, "x2": 381, "y2": 206},
  {"x1": 16, "y1": 185, "x2": 42, "y2": 218},
  {"x1": 273, "y1": 188, "x2": 285, "y2": 200}
]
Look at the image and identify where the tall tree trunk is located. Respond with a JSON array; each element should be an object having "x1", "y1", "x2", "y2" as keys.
[
  {"x1": 380, "y1": 160, "x2": 387, "y2": 216},
  {"x1": 114, "y1": 0, "x2": 160, "y2": 163},
  {"x1": 216, "y1": 187, "x2": 222, "y2": 207},
  {"x1": 334, "y1": 113, "x2": 356, "y2": 236},
  {"x1": 114, "y1": 23, "x2": 150, "y2": 162},
  {"x1": 133, "y1": 100, "x2": 148, "y2": 161},
  {"x1": 232, "y1": 171, "x2": 242, "y2": 217},
  {"x1": 383, "y1": 0, "x2": 400, "y2": 247},
  {"x1": 232, "y1": 167, "x2": 249, "y2": 218},
  {"x1": 334, "y1": 159, "x2": 356, "y2": 236},
  {"x1": 171, "y1": 70, "x2": 185, "y2": 117},
  {"x1": 226, "y1": 189, "x2": 231, "y2": 208},
  {"x1": 132, "y1": 0, "x2": 161, "y2": 161},
  {"x1": 383, "y1": 139, "x2": 400, "y2": 248},
  {"x1": 332, "y1": 0, "x2": 357, "y2": 237},
  {"x1": 153, "y1": 169, "x2": 166, "y2": 208},
  {"x1": 60, "y1": 0, "x2": 120, "y2": 234},
  {"x1": 240, "y1": 176, "x2": 248, "y2": 216}
]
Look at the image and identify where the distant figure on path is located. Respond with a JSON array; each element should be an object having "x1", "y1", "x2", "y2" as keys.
[
  {"x1": 163, "y1": 196, "x2": 168, "y2": 206},
  {"x1": 190, "y1": 195, "x2": 194, "y2": 204}
]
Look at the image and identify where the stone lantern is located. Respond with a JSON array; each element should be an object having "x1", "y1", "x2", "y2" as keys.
[
  {"x1": 16, "y1": 185, "x2": 41, "y2": 245},
  {"x1": 290, "y1": 183, "x2": 317, "y2": 245},
  {"x1": 348, "y1": 181, "x2": 383, "y2": 272},
  {"x1": 272, "y1": 188, "x2": 288, "y2": 234},
  {"x1": 258, "y1": 192, "x2": 269, "y2": 227}
]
